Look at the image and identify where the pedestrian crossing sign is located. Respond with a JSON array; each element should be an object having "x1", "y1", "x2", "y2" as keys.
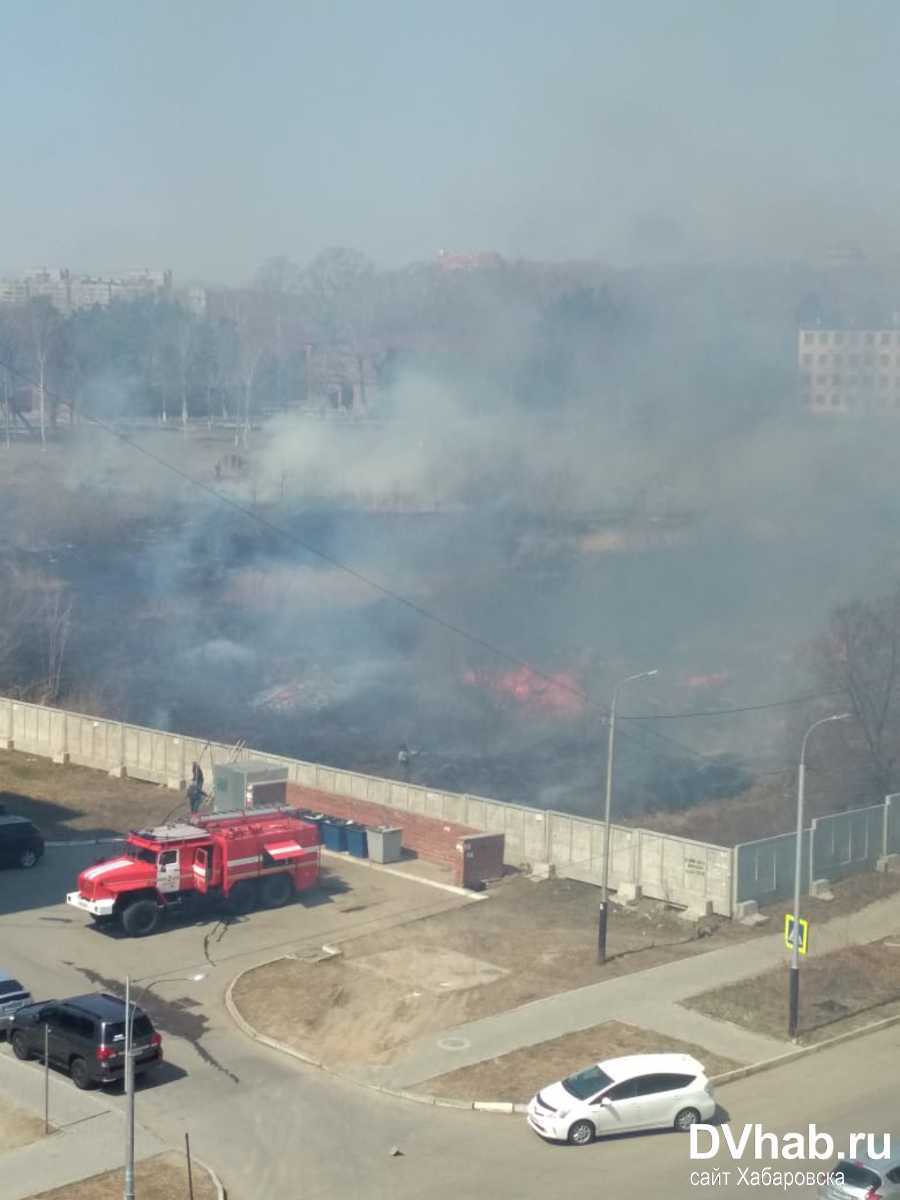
[{"x1": 784, "y1": 914, "x2": 809, "y2": 955}]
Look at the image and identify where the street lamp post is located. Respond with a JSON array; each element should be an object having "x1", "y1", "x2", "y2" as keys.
[
  {"x1": 123, "y1": 973, "x2": 205, "y2": 1200},
  {"x1": 598, "y1": 669, "x2": 658, "y2": 964},
  {"x1": 788, "y1": 713, "x2": 850, "y2": 1040}
]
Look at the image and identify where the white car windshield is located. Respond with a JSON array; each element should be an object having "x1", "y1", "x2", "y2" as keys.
[{"x1": 561, "y1": 1065, "x2": 614, "y2": 1100}]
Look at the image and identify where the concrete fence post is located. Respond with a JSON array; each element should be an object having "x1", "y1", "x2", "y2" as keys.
[
  {"x1": 52, "y1": 711, "x2": 70, "y2": 765},
  {"x1": 109, "y1": 721, "x2": 127, "y2": 779},
  {"x1": 5, "y1": 701, "x2": 13, "y2": 750},
  {"x1": 634, "y1": 829, "x2": 642, "y2": 890}
]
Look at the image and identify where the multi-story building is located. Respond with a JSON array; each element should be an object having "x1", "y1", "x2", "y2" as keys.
[
  {"x1": 0, "y1": 267, "x2": 173, "y2": 313},
  {"x1": 798, "y1": 325, "x2": 900, "y2": 415}
]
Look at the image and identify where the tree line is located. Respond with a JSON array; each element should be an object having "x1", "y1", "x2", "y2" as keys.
[{"x1": 0, "y1": 246, "x2": 796, "y2": 447}]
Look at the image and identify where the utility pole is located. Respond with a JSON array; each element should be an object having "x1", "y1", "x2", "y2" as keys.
[
  {"x1": 598, "y1": 669, "x2": 657, "y2": 963},
  {"x1": 44, "y1": 1024, "x2": 50, "y2": 1135},
  {"x1": 124, "y1": 975, "x2": 135, "y2": 1200},
  {"x1": 788, "y1": 713, "x2": 850, "y2": 1040},
  {"x1": 122, "y1": 970, "x2": 206, "y2": 1200}
]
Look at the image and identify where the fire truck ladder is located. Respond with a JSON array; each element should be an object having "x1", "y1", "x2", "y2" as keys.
[{"x1": 226, "y1": 739, "x2": 247, "y2": 763}]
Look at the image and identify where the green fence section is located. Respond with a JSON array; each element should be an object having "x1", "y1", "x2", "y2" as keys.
[{"x1": 735, "y1": 799, "x2": 894, "y2": 906}]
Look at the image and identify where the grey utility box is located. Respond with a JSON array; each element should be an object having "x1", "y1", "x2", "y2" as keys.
[
  {"x1": 367, "y1": 826, "x2": 403, "y2": 864},
  {"x1": 212, "y1": 761, "x2": 289, "y2": 813}
]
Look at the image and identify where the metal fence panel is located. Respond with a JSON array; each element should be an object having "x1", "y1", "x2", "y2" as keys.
[
  {"x1": 887, "y1": 796, "x2": 900, "y2": 855},
  {"x1": 734, "y1": 830, "x2": 811, "y2": 906},
  {"x1": 811, "y1": 804, "x2": 886, "y2": 879}
]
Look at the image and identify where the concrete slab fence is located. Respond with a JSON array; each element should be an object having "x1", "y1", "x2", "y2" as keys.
[
  {"x1": 0, "y1": 695, "x2": 735, "y2": 916},
  {"x1": 6, "y1": 696, "x2": 895, "y2": 918}
]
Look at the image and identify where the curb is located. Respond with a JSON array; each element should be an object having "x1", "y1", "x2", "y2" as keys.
[
  {"x1": 224, "y1": 956, "x2": 522, "y2": 1116},
  {"x1": 227, "y1": 955, "x2": 900, "y2": 1118},
  {"x1": 194, "y1": 1156, "x2": 227, "y2": 1200},
  {"x1": 319, "y1": 848, "x2": 486, "y2": 900},
  {"x1": 710, "y1": 1010, "x2": 900, "y2": 1087}
]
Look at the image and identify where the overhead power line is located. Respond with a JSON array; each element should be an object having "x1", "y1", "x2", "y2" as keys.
[
  {"x1": 620, "y1": 685, "x2": 850, "y2": 721},
  {"x1": 0, "y1": 355, "x2": 843, "y2": 768}
]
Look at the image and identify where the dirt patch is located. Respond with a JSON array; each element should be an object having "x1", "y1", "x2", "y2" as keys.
[
  {"x1": 421, "y1": 1020, "x2": 740, "y2": 1104},
  {"x1": 683, "y1": 936, "x2": 900, "y2": 1044},
  {"x1": 0, "y1": 1101, "x2": 50, "y2": 1152},
  {"x1": 232, "y1": 874, "x2": 760, "y2": 1068},
  {"x1": 29, "y1": 1151, "x2": 219, "y2": 1200},
  {"x1": 0, "y1": 748, "x2": 182, "y2": 839}
]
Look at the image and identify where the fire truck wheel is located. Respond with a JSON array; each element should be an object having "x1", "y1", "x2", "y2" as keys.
[
  {"x1": 260, "y1": 873, "x2": 293, "y2": 908},
  {"x1": 121, "y1": 899, "x2": 161, "y2": 938},
  {"x1": 228, "y1": 881, "x2": 257, "y2": 914}
]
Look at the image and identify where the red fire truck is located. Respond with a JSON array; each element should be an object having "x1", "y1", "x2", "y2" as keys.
[{"x1": 66, "y1": 809, "x2": 320, "y2": 937}]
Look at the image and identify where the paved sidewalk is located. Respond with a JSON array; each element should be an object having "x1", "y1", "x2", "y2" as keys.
[
  {"x1": 0, "y1": 1055, "x2": 166, "y2": 1200},
  {"x1": 352, "y1": 888, "x2": 900, "y2": 1091}
]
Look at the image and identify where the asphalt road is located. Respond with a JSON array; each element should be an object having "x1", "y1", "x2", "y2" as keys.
[{"x1": 2, "y1": 851, "x2": 897, "y2": 1198}]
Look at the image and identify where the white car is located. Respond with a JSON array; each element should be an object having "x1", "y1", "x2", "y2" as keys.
[{"x1": 527, "y1": 1053, "x2": 716, "y2": 1146}]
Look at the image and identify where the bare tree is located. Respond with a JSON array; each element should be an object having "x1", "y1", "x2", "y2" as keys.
[
  {"x1": 29, "y1": 298, "x2": 61, "y2": 448},
  {"x1": 41, "y1": 587, "x2": 73, "y2": 703},
  {"x1": 300, "y1": 247, "x2": 376, "y2": 344},
  {"x1": 0, "y1": 312, "x2": 20, "y2": 448},
  {"x1": 168, "y1": 306, "x2": 196, "y2": 433},
  {"x1": 811, "y1": 585, "x2": 900, "y2": 795},
  {"x1": 0, "y1": 566, "x2": 71, "y2": 702},
  {"x1": 225, "y1": 294, "x2": 272, "y2": 447},
  {"x1": 0, "y1": 565, "x2": 27, "y2": 683}
]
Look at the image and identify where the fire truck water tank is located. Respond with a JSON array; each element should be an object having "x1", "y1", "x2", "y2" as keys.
[{"x1": 212, "y1": 761, "x2": 289, "y2": 811}]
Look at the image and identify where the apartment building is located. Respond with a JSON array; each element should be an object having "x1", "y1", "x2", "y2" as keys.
[
  {"x1": 798, "y1": 326, "x2": 900, "y2": 414},
  {"x1": 0, "y1": 267, "x2": 174, "y2": 313}
]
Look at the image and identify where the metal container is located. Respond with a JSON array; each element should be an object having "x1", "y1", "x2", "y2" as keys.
[
  {"x1": 366, "y1": 826, "x2": 403, "y2": 864},
  {"x1": 212, "y1": 761, "x2": 289, "y2": 812}
]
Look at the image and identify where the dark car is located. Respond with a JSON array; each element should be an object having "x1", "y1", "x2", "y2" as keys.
[
  {"x1": 7, "y1": 993, "x2": 162, "y2": 1089},
  {"x1": 0, "y1": 970, "x2": 32, "y2": 1037},
  {"x1": 0, "y1": 815, "x2": 44, "y2": 869}
]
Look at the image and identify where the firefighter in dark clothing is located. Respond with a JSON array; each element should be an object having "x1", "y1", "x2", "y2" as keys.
[
  {"x1": 187, "y1": 761, "x2": 205, "y2": 813},
  {"x1": 398, "y1": 744, "x2": 411, "y2": 782}
]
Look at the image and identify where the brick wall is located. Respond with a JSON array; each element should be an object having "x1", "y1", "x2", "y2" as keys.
[{"x1": 286, "y1": 783, "x2": 478, "y2": 881}]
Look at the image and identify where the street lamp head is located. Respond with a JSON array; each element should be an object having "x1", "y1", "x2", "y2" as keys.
[
  {"x1": 832, "y1": 712, "x2": 852, "y2": 722},
  {"x1": 645, "y1": 669, "x2": 659, "y2": 678}
]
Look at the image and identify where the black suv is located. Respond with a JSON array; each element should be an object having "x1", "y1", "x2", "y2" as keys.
[
  {"x1": 7, "y1": 993, "x2": 163, "y2": 1089},
  {"x1": 0, "y1": 814, "x2": 44, "y2": 869}
]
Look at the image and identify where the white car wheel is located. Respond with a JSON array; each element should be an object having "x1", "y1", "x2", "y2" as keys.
[
  {"x1": 674, "y1": 1107, "x2": 701, "y2": 1132},
  {"x1": 567, "y1": 1119, "x2": 595, "y2": 1146}
]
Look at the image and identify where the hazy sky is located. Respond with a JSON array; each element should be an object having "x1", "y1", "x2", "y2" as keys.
[{"x1": 3, "y1": 1, "x2": 899, "y2": 282}]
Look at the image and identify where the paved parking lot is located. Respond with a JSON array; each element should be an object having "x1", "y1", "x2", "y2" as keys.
[
  {"x1": 4, "y1": 844, "x2": 900, "y2": 1200},
  {"x1": 0, "y1": 845, "x2": 472, "y2": 1043}
]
